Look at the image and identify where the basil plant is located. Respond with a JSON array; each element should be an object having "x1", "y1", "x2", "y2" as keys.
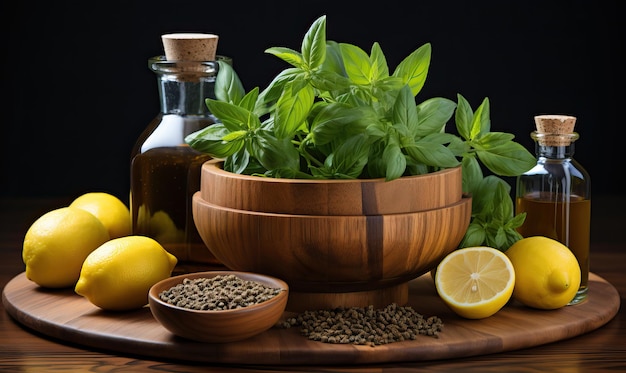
[{"x1": 185, "y1": 15, "x2": 536, "y2": 250}]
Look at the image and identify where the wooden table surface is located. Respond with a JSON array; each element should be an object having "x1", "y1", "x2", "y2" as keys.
[{"x1": 2, "y1": 196, "x2": 625, "y2": 372}]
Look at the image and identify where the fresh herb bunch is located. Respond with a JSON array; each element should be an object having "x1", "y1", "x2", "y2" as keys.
[{"x1": 185, "y1": 15, "x2": 536, "y2": 250}]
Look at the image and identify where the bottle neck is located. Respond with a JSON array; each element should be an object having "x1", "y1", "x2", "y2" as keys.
[
  {"x1": 535, "y1": 142, "x2": 575, "y2": 159},
  {"x1": 531, "y1": 131, "x2": 579, "y2": 160},
  {"x1": 149, "y1": 56, "x2": 219, "y2": 116}
]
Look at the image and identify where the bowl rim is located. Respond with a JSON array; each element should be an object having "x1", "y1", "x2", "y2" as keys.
[
  {"x1": 202, "y1": 158, "x2": 462, "y2": 185},
  {"x1": 148, "y1": 270, "x2": 289, "y2": 314}
]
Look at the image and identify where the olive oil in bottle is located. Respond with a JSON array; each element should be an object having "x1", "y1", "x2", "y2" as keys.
[
  {"x1": 515, "y1": 115, "x2": 591, "y2": 305},
  {"x1": 130, "y1": 34, "x2": 223, "y2": 267}
]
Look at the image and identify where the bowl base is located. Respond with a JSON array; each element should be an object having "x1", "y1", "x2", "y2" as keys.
[{"x1": 286, "y1": 282, "x2": 409, "y2": 312}]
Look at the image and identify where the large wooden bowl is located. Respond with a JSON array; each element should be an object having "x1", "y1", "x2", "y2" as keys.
[
  {"x1": 148, "y1": 271, "x2": 288, "y2": 343},
  {"x1": 192, "y1": 193, "x2": 471, "y2": 311},
  {"x1": 199, "y1": 159, "x2": 463, "y2": 215}
]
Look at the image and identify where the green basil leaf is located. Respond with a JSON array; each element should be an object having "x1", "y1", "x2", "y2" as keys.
[
  {"x1": 372, "y1": 76, "x2": 405, "y2": 97},
  {"x1": 461, "y1": 156, "x2": 483, "y2": 195},
  {"x1": 310, "y1": 103, "x2": 370, "y2": 145},
  {"x1": 415, "y1": 97, "x2": 457, "y2": 137},
  {"x1": 310, "y1": 69, "x2": 352, "y2": 92},
  {"x1": 508, "y1": 212, "x2": 526, "y2": 230},
  {"x1": 340, "y1": 43, "x2": 372, "y2": 85},
  {"x1": 392, "y1": 43, "x2": 431, "y2": 96},
  {"x1": 491, "y1": 181, "x2": 512, "y2": 221},
  {"x1": 472, "y1": 131, "x2": 516, "y2": 149},
  {"x1": 224, "y1": 147, "x2": 251, "y2": 174},
  {"x1": 417, "y1": 132, "x2": 460, "y2": 145},
  {"x1": 365, "y1": 142, "x2": 386, "y2": 178},
  {"x1": 185, "y1": 123, "x2": 244, "y2": 158},
  {"x1": 274, "y1": 82, "x2": 315, "y2": 139},
  {"x1": 392, "y1": 85, "x2": 419, "y2": 134},
  {"x1": 322, "y1": 41, "x2": 346, "y2": 75},
  {"x1": 238, "y1": 87, "x2": 260, "y2": 113},
  {"x1": 257, "y1": 68, "x2": 304, "y2": 112},
  {"x1": 500, "y1": 228, "x2": 524, "y2": 251},
  {"x1": 265, "y1": 47, "x2": 303, "y2": 68},
  {"x1": 470, "y1": 175, "x2": 511, "y2": 217},
  {"x1": 302, "y1": 16, "x2": 326, "y2": 70},
  {"x1": 205, "y1": 99, "x2": 261, "y2": 132},
  {"x1": 215, "y1": 60, "x2": 245, "y2": 104},
  {"x1": 454, "y1": 94, "x2": 474, "y2": 140},
  {"x1": 382, "y1": 142, "x2": 406, "y2": 181},
  {"x1": 469, "y1": 97, "x2": 490, "y2": 139},
  {"x1": 486, "y1": 226, "x2": 509, "y2": 250},
  {"x1": 323, "y1": 133, "x2": 370, "y2": 178},
  {"x1": 404, "y1": 140, "x2": 460, "y2": 168},
  {"x1": 301, "y1": 15, "x2": 326, "y2": 70},
  {"x1": 221, "y1": 130, "x2": 247, "y2": 142},
  {"x1": 459, "y1": 222, "x2": 487, "y2": 248},
  {"x1": 369, "y1": 42, "x2": 389, "y2": 81},
  {"x1": 250, "y1": 129, "x2": 300, "y2": 171},
  {"x1": 476, "y1": 142, "x2": 536, "y2": 176}
]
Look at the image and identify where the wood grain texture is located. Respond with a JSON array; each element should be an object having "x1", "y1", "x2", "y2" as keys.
[{"x1": 2, "y1": 271, "x2": 619, "y2": 366}]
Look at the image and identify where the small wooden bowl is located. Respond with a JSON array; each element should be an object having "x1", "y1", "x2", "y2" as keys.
[{"x1": 148, "y1": 271, "x2": 289, "y2": 343}]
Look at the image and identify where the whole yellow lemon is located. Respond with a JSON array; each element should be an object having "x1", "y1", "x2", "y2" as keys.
[
  {"x1": 505, "y1": 236, "x2": 581, "y2": 309},
  {"x1": 69, "y1": 192, "x2": 131, "y2": 239},
  {"x1": 74, "y1": 236, "x2": 178, "y2": 311},
  {"x1": 22, "y1": 207, "x2": 110, "y2": 288}
]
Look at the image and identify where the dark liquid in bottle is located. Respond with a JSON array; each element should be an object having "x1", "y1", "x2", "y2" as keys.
[
  {"x1": 516, "y1": 192, "x2": 590, "y2": 291},
  {"x1": 131, "y1": 114, "x2": 218, "y2": 266}
]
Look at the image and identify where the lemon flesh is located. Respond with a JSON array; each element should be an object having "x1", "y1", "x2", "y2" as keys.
[
  {"x1": 22, "y1": 207, "x2": 110, "y2": 288},
  {"x1": 435, "y1": 246, "x2": 515, "y2": 319},
  {"x1": 505, "y1": 236, "x2": 581, "y2": 309},
  {"x1": 70, "y1": 192, "x2": 131, "y2": 239},
  {"x1": 75, "y1": 236, "x2": 177, "y2": 311}
]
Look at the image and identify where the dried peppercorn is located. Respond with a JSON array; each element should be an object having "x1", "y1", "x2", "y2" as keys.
[
  {"x1": 277, "y1": 303, "x2": 443, "y2": 346},
  {"x1": 159, "y1": 274, "x2": 282, "y2": 311}
]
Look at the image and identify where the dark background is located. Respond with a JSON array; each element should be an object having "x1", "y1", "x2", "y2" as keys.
[{"x1": 2, "y1": 1, "x2": 623, "y2": 202}]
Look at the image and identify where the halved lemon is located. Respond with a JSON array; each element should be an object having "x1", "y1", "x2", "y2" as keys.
[{"x1": 434, "y1": 246, "x2": 515, "y2": 319}]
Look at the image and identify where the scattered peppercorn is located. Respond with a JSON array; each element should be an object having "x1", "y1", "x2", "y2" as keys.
[
  {"x1": 158, "y1": 274, "x2": 283, "y2": 311},
  {"x1": 276, "y1": 303, "x2": 443, "y2": 346}
]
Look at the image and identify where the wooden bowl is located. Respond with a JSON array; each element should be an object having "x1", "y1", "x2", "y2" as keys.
[
  {"x1": 199, "y1": 159, "x2": 463, "y2": 215},
  {"x1": 148, "y1": 271, "x2": 288, "y2": 343},
  {"x1": 192, "y1": 194, "x2": 471, "y2": 311}
]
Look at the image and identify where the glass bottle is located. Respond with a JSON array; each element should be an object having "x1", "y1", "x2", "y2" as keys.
[
  {"x1": 515, "y1": 115, "x2": 591, "y2": 305},
  {"x1": 130, "y1": 37, "x2": 227, "y2": 269}
]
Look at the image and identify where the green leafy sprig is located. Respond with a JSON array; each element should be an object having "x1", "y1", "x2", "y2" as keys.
[{"x1": 185, "y1": 15, "x2": 536, "y2": 250}]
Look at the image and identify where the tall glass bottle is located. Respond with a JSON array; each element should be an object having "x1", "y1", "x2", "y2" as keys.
[
  {"x1": 130, "y1": 34, "x2": 224, "y2": 268},
  {"x1": 515, "y1": 115, "x2": 591, "y2": 305}
]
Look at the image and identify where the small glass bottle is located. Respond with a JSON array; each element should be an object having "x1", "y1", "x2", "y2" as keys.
[
  {"x1": 515, "y1": 115, "x2": 591, "y2": 305},
  {"x1": 130, "y1": 34, "x2": 224, "y2": 268}
]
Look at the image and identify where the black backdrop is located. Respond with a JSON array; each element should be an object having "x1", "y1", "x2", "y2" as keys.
[{"x1": 2, "y1": 1, "x2": 623, "y2": 201}]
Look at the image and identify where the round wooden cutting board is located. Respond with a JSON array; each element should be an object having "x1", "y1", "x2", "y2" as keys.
[{"x1": 2, "y1": 272, "x2": 620, "y2": 366}]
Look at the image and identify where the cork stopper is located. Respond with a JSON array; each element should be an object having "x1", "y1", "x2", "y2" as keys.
[
  {"x1": 533, "y1": 115, "x2": 578, "y2": 146},
  {"x1": 161, "y1": 33, "x2": 219, "y2": 61}
]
